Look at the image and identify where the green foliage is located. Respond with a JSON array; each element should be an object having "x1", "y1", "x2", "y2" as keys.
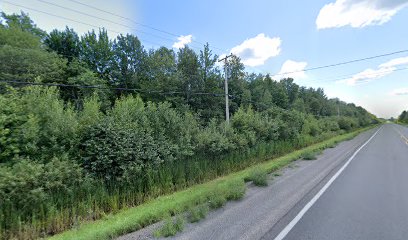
[
  {"x1": 0, "y1": 157, "x2": 84, "y2": 236},
  {"x1": 154, "y1": 215, "x2": 185, "y2": 237},
  {"x1": 398, "y1": 110, "x2": 408, "y2": 124},
  {"x1": 225, "y1": 179, "x2": 246, "y2": 200},
  {"x1": 247, "y1": 167, "x2": 268, "y2": 186},
  {"x1": 301, "y1": 150, "x2": 320, "y2": 160},
  {"x1": 45, "y1": 27, "x2": 81, "y2": 62},
  {"x1": 80, "y1": 29, "x2": 113, "y2": 79},
  {"x1": 188, "y1": 204, "x2": 209, "y2": 223},
  {"x1": 208, "y1": 192, "x2": 227, "y2": 209},
  {"x1": 0, "y1": 23, "x2": 41, "y2": 49},
  {"x1": 0, "y1": 11, "x2": 46, "y2": 39},
  {"x1": 0, "y1": 45, "x2": 67, "y2": 83},
  {"x1": 0, "y1": 12, "x2": 379, "y2": 239}
]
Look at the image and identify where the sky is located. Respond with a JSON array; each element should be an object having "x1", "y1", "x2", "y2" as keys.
[{"x1": 1, "y1": 0, "x2": 408, "y2": 118}]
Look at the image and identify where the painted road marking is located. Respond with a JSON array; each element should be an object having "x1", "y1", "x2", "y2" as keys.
[
  {"x1": 273, "y1": 126, "x2": 382, "y2": 240},
  {"x1": 392, "y1": 126, "x2": 408, "y2": 146}
]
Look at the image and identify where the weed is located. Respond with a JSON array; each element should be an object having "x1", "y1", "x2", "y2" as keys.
[
  {"x1": 225, "y1": 179, "x2": 246, "y2": 200},
  {"x1": 208, "y1": 192, "x2": 227, "y2": 209},
  {"x1": 301, "y1": 151, "x2": 320, "y2": 160},
  {"x1": 247, "y1": 168, "x2": 268, "y2": 186},
  {"x1": 188, "y1": 204, "x2": 209, "y2": 223},
  {"x1": 154, "y1": 215, "x2": 185, "y2": 238}
]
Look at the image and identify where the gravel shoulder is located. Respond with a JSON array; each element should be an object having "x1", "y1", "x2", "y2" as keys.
[{"x1": 117, "y1": 128, "x2": 378, "y2": 240}]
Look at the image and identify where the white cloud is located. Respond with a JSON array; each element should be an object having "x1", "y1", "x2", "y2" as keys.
[
  {"x1": 277, "y1": 60, "x2": 308, "y2": 79},
  {"x1": 342, "y1": 67, "x2": 396, "y2": 85},
  {"x1": 172, "y1": 35, "x2": 193, "y2": 49},
  {"x1": 379, "y1": 56, "x2": 408, "y2": 68},
  {"x1": 230, "y1": 33, "x2": 281, "y2": 67},
  {"x1": 340, "y1": 55, "x2": 408, "y2": 85},
  {"x1": 391, "y1": 88, "x2": 408, "y2": 95},
  {"x1": 316, "y1": 0, "x2": 408, "y2": 29}
]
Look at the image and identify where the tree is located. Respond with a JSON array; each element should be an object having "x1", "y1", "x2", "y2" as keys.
[
  {"x1": 0, "y1": 21, "x2": 41, "y2": 49},
  {"x1": 0, "y1": 11, "x2": 46, "y2": 39},
  {"x1": 44, "y1": 27, "x2": 81, "y2": 62},
  {"x1": 177, "y1": 46, "x2": 201, "y2": 105},
  {"x1": 111, "y1": 34, "x2": 147, "y2": 89},
  {"x1": 0, "y1": 45, "x2": 66, "y2": 83},
  {"x1": 226, "y1": 55, "x2": 250, "y2": 113},
  {"x1": 280, "y1": 78, "x2": 299, "y2": 106},
  {"x1": 196, "y1": 43, "x2": 224, "y2": 120},
  {"x1": 80, "y1": 29, "x2": 113, "y2": 80},
  {"x1": 142, "y1": 47, "x2": 179, "y2": 103}
]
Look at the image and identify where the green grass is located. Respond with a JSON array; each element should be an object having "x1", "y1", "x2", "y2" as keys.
[
  {"x1": 49, "y1": 126, "x2": 375, "y2": 240},
  {"x1": 188, "y1": 204, "x2": 209, "y2": 223},
  {"x1": 301, "y1": 150, "x2": 320, "y2": 160},
  {"x1": 246, "y1": 167, "x2": 268, "y2": 186},
  {"x1": 153, "y1": 215, "x2": 185, "y2": 237},
  {"x1": 207, "y1": 192, "x2": 227, "y2": 209}
]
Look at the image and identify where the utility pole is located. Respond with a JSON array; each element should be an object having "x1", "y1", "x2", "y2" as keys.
[{"x1": 219, "y1": 54, "x2": 233, "y2": 124}]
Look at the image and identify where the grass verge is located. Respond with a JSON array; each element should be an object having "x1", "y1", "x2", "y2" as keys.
[
  {"x1": 246, "y1": 167, "x2": 268, "y2": 186},
  {"x1": 301, "y1": 150, "x2": 320, "y2": 160},
  {"x1": 188, "y1": 204, "x2": 209, "y2": 223},
  {"x1": 153, "y1": 215, "x2": 185, "y2": 238},
  {"x1": 49, "y1": 126, "x2": 376, "y2": 240}
]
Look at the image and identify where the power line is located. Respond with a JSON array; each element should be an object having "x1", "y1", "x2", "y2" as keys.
[
  {"x1": 311, "y1": 66, "x2": 408, "y2": 84},
  {"x1": 2, "y1": 1, "x2": 163, "y2": 47},
  {"x1": 65, "y1": 0, "x2": 226, "y2": 53},
  {"x1": 0, "y1": 80, "x2": 225, "y2": 96},
  {"x1": 271, "y1": 49, "x2": 408, "y2": 78},
  {"x1": 34, "y1": 0, "x2": 204, "y2": 51}
]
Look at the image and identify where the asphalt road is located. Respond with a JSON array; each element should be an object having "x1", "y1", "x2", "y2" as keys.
[
  {"x1": 119, "y1": 124, "x2": 408, "y2": 240},
  {"x1": 281, "y1": 124, "x2": 408, "y2": 240}
]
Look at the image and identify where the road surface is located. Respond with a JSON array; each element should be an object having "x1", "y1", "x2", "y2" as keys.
[
  {"x1": 118, "y1": 124, "x2": 408, "y2": 240},
  {"x1": 280, "y1": 124, "x2": 408, "y2": 240}
]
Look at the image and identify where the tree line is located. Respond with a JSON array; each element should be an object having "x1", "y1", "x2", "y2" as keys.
[
  {"x1": 398, "y1": 110, "x2": 408, "y2": 124},
  {"x1": 0, "y1": 12, "x2": 378, "y2": 239}
]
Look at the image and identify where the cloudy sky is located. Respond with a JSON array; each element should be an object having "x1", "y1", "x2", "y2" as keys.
[{"x1": 1, "y1": 0, "x2": 408, "y2": 118}]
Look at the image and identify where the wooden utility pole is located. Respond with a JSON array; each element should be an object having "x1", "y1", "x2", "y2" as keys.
[{"x1": 218, "y1": 54, "x2": 233, "y2": 124}]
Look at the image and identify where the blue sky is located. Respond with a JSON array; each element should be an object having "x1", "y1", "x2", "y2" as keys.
[{"x1": 1, "y1": 0, "x2": 408, "y2": 118}]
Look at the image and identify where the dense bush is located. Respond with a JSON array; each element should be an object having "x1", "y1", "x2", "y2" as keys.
[{"x1": 0, "y1": 12, "x2": 378, "y2": 239}]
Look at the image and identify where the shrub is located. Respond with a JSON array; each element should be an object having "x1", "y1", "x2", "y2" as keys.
[
  {"x1": 225, "y1": 179, "x2": 246, "y2": 200},
  {"x1": 247, "y1": 168, "x2": 268, "y2": 186},
  {"x1": 154, "y1": 215, "x2": 185, "y2": 237},
  {"x1": 301, "y1": 151, "x2": 319, "y2": 160},
  {"x1": 188, "y1": 204, "x2": 209, "y2": 223},
  {"x1": 208, "y1": 192, "x2": 227, "y2": 209}
]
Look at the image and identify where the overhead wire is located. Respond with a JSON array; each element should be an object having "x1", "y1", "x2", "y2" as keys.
[
  {"x1": 3, "y1": 0, "x2": 408, "y2": 85},
  {"x1": 65, "y1": 0, "x2": 226, "y2": 53},
  {"x1": 270, "y1": 49, "x2": 408, "y2": 78},
  {"x1": 2, "y1": 1, "x2": 166, "y2": 48},
  {"x1": 310, "y1": 66, "x2": 408, "y2": 84}
]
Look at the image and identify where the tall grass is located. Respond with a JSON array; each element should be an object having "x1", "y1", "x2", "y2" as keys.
[{"x1": 0, "y1": 128, "x2": 371, "y2": 239}]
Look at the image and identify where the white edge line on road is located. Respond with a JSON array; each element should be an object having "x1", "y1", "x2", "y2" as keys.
[{"x1": 273, "y1": 126, "x2": 382, "y2": 240}]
